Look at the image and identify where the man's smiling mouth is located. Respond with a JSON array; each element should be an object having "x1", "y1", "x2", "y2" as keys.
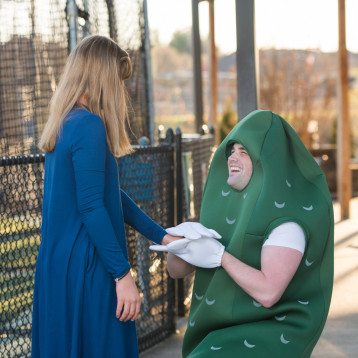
[{"x1": 230, "y1": 165, "x2": 242, "y2": 173}]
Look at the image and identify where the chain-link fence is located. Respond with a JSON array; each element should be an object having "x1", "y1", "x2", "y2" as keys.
[
  {"x1": 0, "y1": 154, "x2": 43, "y2": 358},
  {"x1": 0, "y1": 132, "x2": 215, "y2": 357},
  {"x1": 118, "y1": 144, "x2": 176, "y2": 351},
  {"x1": 0, "y1": 0, "x2": 150, "y2": 157}
]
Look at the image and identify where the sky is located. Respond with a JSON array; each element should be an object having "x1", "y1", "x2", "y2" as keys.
[{"x1": 147, "y1": 0, "x2": 358, "y2": 54}]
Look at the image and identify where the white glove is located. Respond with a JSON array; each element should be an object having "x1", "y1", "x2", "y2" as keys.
[
  {"x1": 150, "y1": 237, "x2": 225, "y2": 269},
  {"x1": 165, "y1": 222, "x2": 221, "y2": 240}
]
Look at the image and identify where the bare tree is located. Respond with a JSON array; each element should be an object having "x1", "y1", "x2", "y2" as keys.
[{"x1": 259, "y1": 49, "x2": 336, "y2": 148}]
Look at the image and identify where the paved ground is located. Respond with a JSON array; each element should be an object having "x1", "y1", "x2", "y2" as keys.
[{"x1": 140, "y1": 198, "x2": 358, "y2": 358}]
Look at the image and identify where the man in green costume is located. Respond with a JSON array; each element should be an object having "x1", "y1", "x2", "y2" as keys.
[{"x1": 151, "y1": 110, "x2": 334, "y2": 357}]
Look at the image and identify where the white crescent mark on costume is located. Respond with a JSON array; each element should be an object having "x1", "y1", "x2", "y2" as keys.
[
  {"x1": 252, "y1": 300, "x2": 262, "y2": 308},
  {"x1": 274, "y1": 201, "x2": 286, "y2": 209},
  {"x1": 275, "y1": 315, "x2": 286, "y2": 321},
  {"x1": 303, "y1": 205, "x2": 313, "y2": 211},
  {"x1": 305, "y1": 259, "x2": 314, "y2": 266},
  {"x1": 280, "y1": 334, "x2": 290, "y2": 344},
  {"x1": 243, "y1": 193, "x2": 248, "y2": 199},
  {"x1": 221, "y1": 190, "x2": 230, "y2": 197},
  {"x1": 189, "y1": 320, "x2": 195, "y2": 327},
  {"x1": 297, "y1": 300, "x2": 309, "y2": 305},
  {"x1": 206, "y1": 298, "x2": 216, "y2": 305},
  {"x1": 194, "y1": 293, "x2": 203, "y2": 300},
  {"x1": 226, "y1": 217, "x2": 236, "y2": 225},
  {"x1": 286, "y1": 180, "x2": 292, "y2": 188},
  {"x1": 210, "y1": 346, "x2": 222, "y2": 351},
  {"x1": 244, "y1": 340, "x2": 255, "y2": 348}
]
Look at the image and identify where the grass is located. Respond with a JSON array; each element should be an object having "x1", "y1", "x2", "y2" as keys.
[
  {"x1": 0, "y1": 215, "x2": 41, "y2": 235},
  {"x1": 0, "y1": 217, "x2": 40, "y2": 329},
  {"x1": 0, "y1": 232, "x2": 41, "y2": 269},
  {"x1": 0, "y1": 290, "x2": 33, "y2": 330},
  {"x1": 0, "y1": 213, "x2": 41, "y2": 268},
  {"x1": 0, "y1": 272, "x2": 35, "y2": 330},
  {"x1": 155, "y1": 114, "x2": 196, "y2": 134}
]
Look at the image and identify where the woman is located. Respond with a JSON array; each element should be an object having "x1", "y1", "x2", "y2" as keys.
[
  {"x1": 165, "y1": 110, "x2": 334, "y2": 357},
  {"x1": 32, "y1": 35, "x2": 178, "y2": 358}
]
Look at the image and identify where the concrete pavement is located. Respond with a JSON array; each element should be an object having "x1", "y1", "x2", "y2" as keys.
[
  {"x1": 140, "y1": 198, "x2": 358, "y2": 358},
  {"x1": 311, "y1": 198, "x2": 358, "y2": 358}
]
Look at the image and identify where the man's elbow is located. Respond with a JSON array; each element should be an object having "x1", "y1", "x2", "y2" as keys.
[
  {"x1": 167, "y1": 266, "x2": 184, "y2": 279},
  {"x1": 167, "y1": 261, "x2": 194, "y2": 279},
  {"x1": 167, "y1": 269, "x2": 179, "y2": 279},
  {"x1": 259, "y1": 292, "x2": 282, "y2": 309}
]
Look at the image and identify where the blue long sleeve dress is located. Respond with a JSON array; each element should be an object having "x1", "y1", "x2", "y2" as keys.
[{"x1": 31, "y1": 107, "x2": 167, "y2": 358}]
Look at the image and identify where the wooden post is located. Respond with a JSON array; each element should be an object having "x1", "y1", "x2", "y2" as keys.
[
  {"x1": 337, "y1": 0, "x2": 351, "y2": 219},
  {"x1": 208, "y1": 0, "x2": 219, "y2": 144},
  {"x1": 192, "y1": 0, "x2": 204, "y2": 133},
  {"x1": 143, "y1": 0, "x2": 155, "y2": 144},
  {"x1": 235, "y1": 0, "x2": 258, "y2": 121}
]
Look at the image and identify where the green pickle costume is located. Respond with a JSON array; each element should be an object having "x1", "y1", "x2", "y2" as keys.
[{"x1": 183, "y1": 110, "x2": 334, "y2": 357}]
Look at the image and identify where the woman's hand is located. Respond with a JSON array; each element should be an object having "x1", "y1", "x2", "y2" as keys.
[
  {"x1": 161, "y1": 233, "x2": 184, "y2": 245},
  {"x1": 115, "y1": 271, "x2": 141, "y2": 321}
]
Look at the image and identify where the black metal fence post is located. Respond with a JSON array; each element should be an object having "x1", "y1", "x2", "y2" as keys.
[
  {"x1": 164, "y1": 128, "x2": 177, "y2": 332},
  {"x1": 175, "y1": 128, "x2": 183, "y2": 227},
  {"x1": 166, "y1": 128, "x2": 175, "y2": 228},
  {"x1": 174, "y1": 127, "x2": 186, "y2": 316}
]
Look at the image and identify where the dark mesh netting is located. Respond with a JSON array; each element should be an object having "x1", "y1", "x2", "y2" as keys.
[
  {"x1": 80, "y1": 0, "x2": 151, "y2": 141},
  {"x1": 0, "y1": 0, "x2": 150, "y2": 157},
  {"x1": 0, "y1": 1, "x2": 68, "y2": 156}
]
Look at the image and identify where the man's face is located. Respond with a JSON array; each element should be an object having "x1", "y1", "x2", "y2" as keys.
[{"x1": 227, "y1": 143, "x2": 253, "y2": 191}]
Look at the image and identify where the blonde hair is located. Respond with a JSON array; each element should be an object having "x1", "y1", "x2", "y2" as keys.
[{"x1": 39, "y1": 35, "x2": 133, "y2": 157}]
